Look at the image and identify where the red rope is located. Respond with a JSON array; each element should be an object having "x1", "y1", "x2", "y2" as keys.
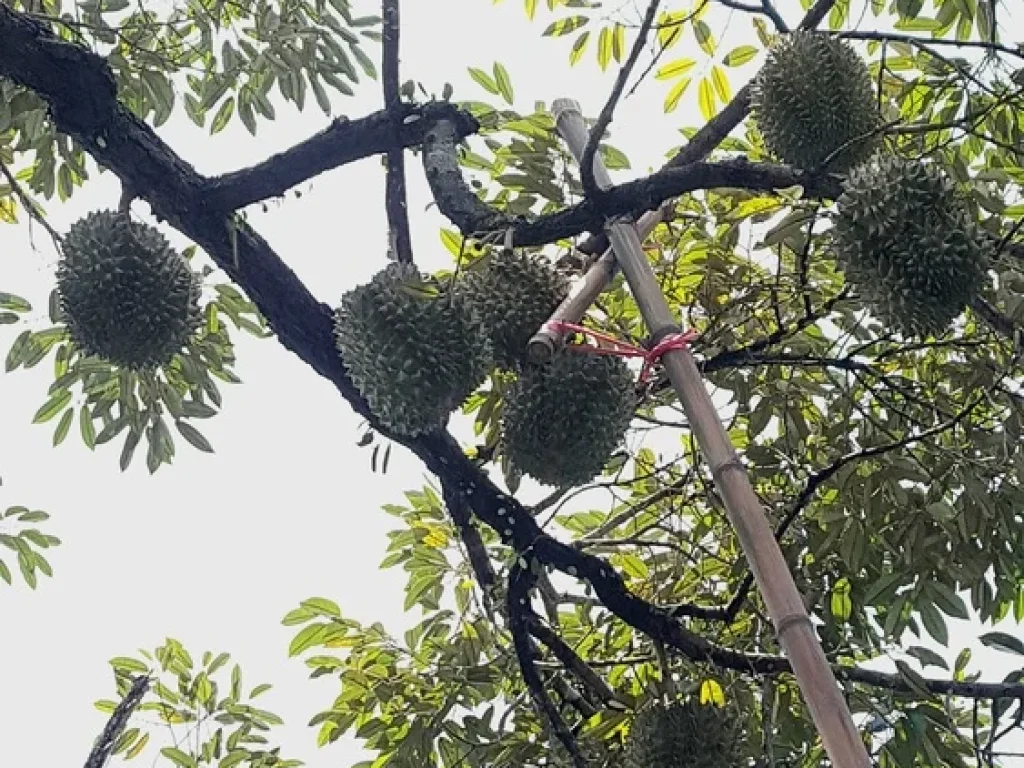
[{"x1": 543, "y1": 320, "x2": 699, "y2": 384}]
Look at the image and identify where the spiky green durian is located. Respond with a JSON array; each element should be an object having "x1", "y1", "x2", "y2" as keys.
[
  {"x1": 623, "y1": 700, "x2": 744, "y2": 768},
  {"x1": 751, "y1": 32, "x2": 882, "y2": 172},
  {"x1": 502, "y1": 351, "x2": 634, "y2": 486},
  {"x1": 458, "y1": 248, "x2": 569, "y2": 370},
  {"x1": 333, "y1": 263, "x2": 490, "y2": 437},
  {"x1": 832, "y1": 154, "x2": 990, "y2": 336},
  {"x1": 57, "y1": 210, "x2": 202, "y2": 369}
]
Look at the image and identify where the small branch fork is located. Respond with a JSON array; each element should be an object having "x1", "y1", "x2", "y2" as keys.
[{"x1": 1, "y1": 3, "x2": 1023, "y2": 754}]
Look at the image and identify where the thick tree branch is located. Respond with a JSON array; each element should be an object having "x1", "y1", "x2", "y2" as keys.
[
  {"x1": 84, "y1": 675, "x2": 150, "y2": 768},
  {"x1": 204, "y1": 102, "x2": 477, "y2": 212},
  {"x1": 508, "y1": 562, "x2": 586, "y2": 768},
  {"x1": 421, "y1": 129, "x2": 843, "y2": 243}
]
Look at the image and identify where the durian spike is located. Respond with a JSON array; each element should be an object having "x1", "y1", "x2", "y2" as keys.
[{"x1": 553, "y1": 99, "x2": 870, "y2": 768}]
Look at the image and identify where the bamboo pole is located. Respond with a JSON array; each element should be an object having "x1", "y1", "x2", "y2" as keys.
[
  {"x1": 551, "y1": 100, "x2": 870, "y2": 768},
  {"x1": 526, "y1": 207, "x2": 665, "y2": 363}
]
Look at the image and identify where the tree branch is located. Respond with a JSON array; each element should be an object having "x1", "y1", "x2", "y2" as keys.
[
  {"x1": 718, "y1": 0, "x2": 789, "y2": 33},
  {"x1": 526, "y1": 614, "x2": 625, "y2": 709},
  {"x1": 421, "y1": 129, "x2": 843, "y2": 244},
  {"x1": 84, "y1": 675, "x2": 150, "y2": 768},
  {"x1": 381, "y1": 0, "x2": 413, "y2": 264},
  {"x1": 508, "y1": 562, "x2": 586, "y2": 768},
  {"x1": 203, "y1": 102, "x2": 477, "y2": 212},
  {"x1": 839, "y1": 28, "x2": 1024, "y2": 62}
]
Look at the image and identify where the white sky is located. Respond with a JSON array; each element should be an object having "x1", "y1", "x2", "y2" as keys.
[{"x1": 1, "y1": 1, "x2": 1021, "y2": 766}]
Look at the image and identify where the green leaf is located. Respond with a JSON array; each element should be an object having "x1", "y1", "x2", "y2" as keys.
[
  {"x1": 697, "y1": 78, "x2": 716, "y2": 120},
  {"x1": 906, "y1": 646, "x2": 949, "y2": 671},
  {"x1": 161, "y1": 747, "x2": 198, "y2": 768},
  {"x1": 710, "y1": 65, "x2": 731, "y2": 102},
  {"x1": 111, "y1": 656, "x2": 150, "y2": 674},
  {"x1": 492, "y1": 62, "x2": 514, "y2": 105},
  {"x1": 175, "y1": 421, "x2": 215, "y2": 453},
  {"x1": 18, "y1": 552, "x2": 37, "y2": 589},
  {"x1": 52, "y1": 407, "x2": 73, "y2": 446},
  {"x1": 302, "y1": 597, "x2": 342, "y2": 617},
  {"x1": 125, "y1": 731, "x2": 150, "y2": 759},
  {"x1": 120, "y1": 427, "x2": 142, "y2": 471},
  {"x1": 925, "y1": 581, "x2": 969, "y2": 620},
  {"x1": 979, "y1": 631, "x2": 1024, "y2": 657},
  {"x1": 723, "y1": 45, "x2": 758, "y2": 66},
  {"x1": 6, "y1": 329, "x2": 32, "y2": 372},
  {"x1": 0, "y1": 292, "x2": 31, "y2": 312},
  {"x1": 918, "y1": 600, "x2": 949, "y2": 646},
  {"x1": 895, "y1": 659, "x2": 934, "y2": 699},
  {"x1": 467, "y1": 67, "x2": 499, "y2": 95},
  {"x1": 79, "y1": 406, "x2": 96, "y2": 449},
  {"x1": 597, "y1": 26, "x2": 613, "y2": 70},
  {"x1": 218, "y1": 750, "x2": 249, "y2": 768},
  {"x1": 569, "y1": 31, "x2": 589, "y2": 66},
  {"x1": 210, "y1": 97, "x2": 235, "y2": 135},
  {"x1": 542, "y1": 16, "x2": 588, "y2": 37},
  {"x1": 289, "y1": 624, "x2": 326, "y2": 656},
  {"x1": 33, "y1": 390, "x2": 72, "y2": 424},
  {"x1": 655, "y1": 57, "x2": 696, "y2": 80},
  {"x1": 663, "y1": 77, "x2": 692, "y2": 113},
  {"x1": 693, "y1": 20, "x2": 715, "y2": 55}
]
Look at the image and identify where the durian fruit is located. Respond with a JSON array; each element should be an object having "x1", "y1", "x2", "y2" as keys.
[
  {"x1": 502, "y1": 351, "x2": 635, "y2": 486},
  {"x1": 57, "y1": 210, "x2": 202, "y2": 369},
  {"x1": 333, "y1": 263, "x2": 490, "y2": 437},
  {"x1": 623, "y1": 700, "x2": 745, "y2": 768},
  {"x1": 832, "y1": 154, "x2": 990, "y2": 336},
  {"x1": 751, "y1": 32, "x2": 882, "y2": 172},
  {"x1": 458, "y1": 248, "x2": 569, "y2": 370}
]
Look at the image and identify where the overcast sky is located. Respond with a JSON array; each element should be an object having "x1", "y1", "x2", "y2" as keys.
[{"x1": 1, "y1": 2, "x2": 1021, "y2": 766}]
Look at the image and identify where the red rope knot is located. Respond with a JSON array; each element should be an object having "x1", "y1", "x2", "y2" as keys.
[{"x1": 541, "y1": 320, "x2": 699, "y2": 383}]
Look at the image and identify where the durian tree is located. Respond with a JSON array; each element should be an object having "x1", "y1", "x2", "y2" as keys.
[{"x1": 5, "y1": 1, "x2": 1024, "y2": 767}]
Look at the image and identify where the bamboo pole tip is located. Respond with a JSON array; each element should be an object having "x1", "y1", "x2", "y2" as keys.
[
  {"x1": 526, "y1": 332, "x2": 559, "y2": 364},
  {"x1": 551, "y1": 98, "x2": 582, "y2": 122}
]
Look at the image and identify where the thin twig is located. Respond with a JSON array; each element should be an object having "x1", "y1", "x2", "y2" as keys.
[
  {"x1": 0, "y1": 157, "x2": 63, "y2": 248},
  {"x1": 579, "y1": 0, "x2": 661, "y2": 199},
  {"x1": 839, "y1": 28, "x2": 1024, "y2": 62},
  {"x1": 718, "y1": 0, "x2": 789, "y2": 32}
]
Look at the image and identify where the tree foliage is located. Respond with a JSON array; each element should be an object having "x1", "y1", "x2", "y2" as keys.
[{"x1": 3, "y1": 0, "x2": 1024, "y2": 767}]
